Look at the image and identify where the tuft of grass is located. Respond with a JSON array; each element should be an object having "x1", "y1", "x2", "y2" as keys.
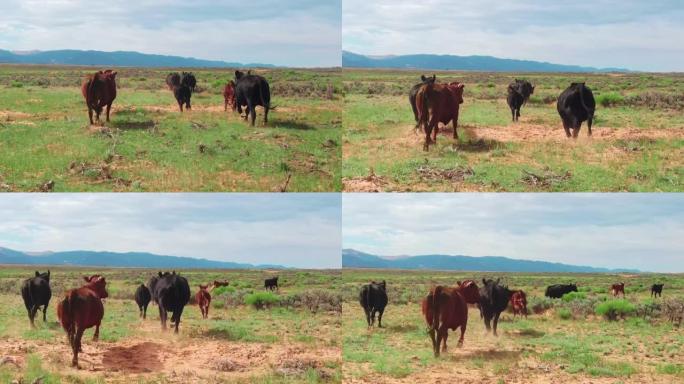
[
  {"x1": 595, "y1": 300, "x2": 636, "y2": 321},
  {"x1": 596, "y1": 92, "x2": 625, "y2": 107},
  {"x1": 562, "y1": 291, "x2": 587, "y2": 302},
  {"x1": 557, "y1": 308, "x2": 572, "y2": 320},
  {"x1": 245, "y1": 291, "x2": 281, "y2": 310}
]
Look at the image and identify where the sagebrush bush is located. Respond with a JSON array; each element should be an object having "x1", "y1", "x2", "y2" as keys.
[
  {"x1": 244, "y1": 291, "x2": 280, "y2": 310},
  {"x1": 561, "y1": 291, "x2": 587, "y2": 302},
  {"x1": 529, "y1": 297, "x2": 555, "y2": 314},
  {"x1": 557, "y1": 308, "x2": 572, "y2": 320},
  {"x1": 595, "y1": 299, "x2": 635, "y2": 321},
  {"x1": 596, "y1": 92, "x2": 625, "y2": 107}
]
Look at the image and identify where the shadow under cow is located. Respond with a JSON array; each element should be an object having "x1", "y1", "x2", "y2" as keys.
[{"x1": 102, "y1": 341, "x2": 163, "y2": 373}]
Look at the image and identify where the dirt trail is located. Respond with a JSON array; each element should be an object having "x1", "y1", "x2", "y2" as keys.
[{"x1": 0, "y1": 319, "x2": 339, "y2": 383}]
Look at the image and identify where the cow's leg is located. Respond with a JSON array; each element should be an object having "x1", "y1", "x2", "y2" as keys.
[
  {"x1": 173, "y1": 307, "x2": 184, "y2": 334},
  {"x1": 572, "y1": 121, "x2": 581, "y2": 139},
  {"x1": 248, "y1": 103, "x2": 256, "y2": 127},
  {"x1": 106, "y1": 103, "x2": 111, "y2": 122},
  {"x1": 483, "y1": 314, "x2": 492, "y2": 333},
  {"x1": 72, "y1": 327, "x2": 85, "y2": 368},
  {"x1": 264, "y1": 106, "x2": 269, "y2": 125},
  {"x1": 159, "y1": 305, "x2": 167, "y2": 330},
  {"x1": 561, "y1": 118, "x2": 571, "y2": 138},
  {"x1": 187, "y1": 99, "x2": 191, "y2": 111},
  {"x1": 363, "y1": 307, "x2": 371, "y2": 327},
  {"x1": 516, "y1": 107, "x2": 521, "y2": 121},
  {"x1": 42, "y1": 304, "x2": 48, "y2": 322},
  {"x1": 452, "y1": 115, "x2": 459, "y2": 140},
  {"x1": 28, "y1": 305, "x2": 37, "y2": 327},
  {"x1": 93, "y1": 323, "x2": 100, "y2": 341},
  {"x1": 587, "y1": 117, "x2": 593, "y2": 137},
  {"x1": 511, "y1": 108, "x2": 515, "y2": 122},
  {"x1": 224, "y1": 100, "x2": 228, "y2": 112},
  {"x1": 370, "y1": 309, "x2": 376, "y2": 327},
  {"x1": 377, "y1": 308, "x2": 384, "y2": 328},
  {"x1": 458, "y1": 323, "x2": 466, "y2": 347},
  {"x1": 429, "y1": 328, "x2": 438, "y2": 357},
  {"x1": 435, "y1": 328, "x2": 445, "y2": 356},
  {"x1": 423, "y1": 125, "x2": 432, "y2": 151},
  {"x1": 441, "y1": 328, "x2": 448, "y2": 353},
  {"x1": 493, "y1": 312, "x2": 501, "y2": 336},
  {"x1": 88, "y1": 108, "x2": 94, "y2": 125},
  {"x1": 178, "y1": 100, "x2": 183, "y2": 112}
]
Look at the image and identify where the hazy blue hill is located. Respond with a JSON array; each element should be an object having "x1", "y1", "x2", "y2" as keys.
[
  {"x1": 0, "y1": 49, "x2": 275, "y2": 68},
  {"x1": 342, "y1": 51, "x2": 627, "y2": 73},
  {"x1": 342, "y1": 249, "x2": 639, "y2": 273},
  {"x1": 0, "y1": 247, "x2": 284, "y2": 269}
]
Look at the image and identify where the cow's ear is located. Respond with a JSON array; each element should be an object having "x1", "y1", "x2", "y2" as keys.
[
  {"x1": 47, "y1": 270, "x2": 50, "y2": 277},
  {"x1": 83, "y1": 276, "x2": 90, "y2": 282},
  {"x1": 172, "y1": 270, "x2": 176, "y2": 275},
  {"x1": 158, "y1": 272, "x2": 163, "y2": 277},
  {"x1": 35, "y1": 271, "x2": 40, "y2": 277},
  {"x1": 496, "y1": 278, "x2": 500, "y2": 284},
  {"x1": 482, "y1": 278, "x2": 487, "y2": 285},
  {"x1": 421, "y1": 75, "x2": 427, "y2": 81}
]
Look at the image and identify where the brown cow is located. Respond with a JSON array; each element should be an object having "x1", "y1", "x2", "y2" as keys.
[
  {"x1": 223, "y1": 81, "x2": 236, "y2": 111},
  {"x1": 510, "y1": 290, "x2": 528, "y2": 318},
  {"x1": 56, "y1": 275, "x2": 108, "y2": 367},
  {"x1": 81, "y1": 70, "x2": 117, "y2": 125},
  {"x1": 456, "y1": 280, "x2": 481, "y2": 304},
  {"x1": 196, "y1": 285, "x2": 211, "y2": 319},
  {"x1": 611, "y1": 282, "x2": 625, "y2": 297},
  {"x1": 421, "y1": 285, "x2": 469, "y2": 357},
  {"x1": 416, "y1": 81, "x2": 465, "y2": 150}
]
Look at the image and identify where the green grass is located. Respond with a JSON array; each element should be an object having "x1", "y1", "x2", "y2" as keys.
[
  {"x1": 0, "y1": 65, "x2": 341, "y2": 191},
  {"x1": 343, "y1": 69, "x2": 684, "y2": 191},
  {"x1": 595, "y1": 299, "x2": 636, "y2": 321}
]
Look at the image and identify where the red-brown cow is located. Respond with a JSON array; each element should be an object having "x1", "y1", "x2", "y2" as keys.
[
  {"x1": 196, "y1": 285, "x2": 211, "y2": 319},
  {"x1": 510, "y1": 290, "x2": 528, "y2": 318},
  {"x1": 456, "y1": 280, "x2": 481, "y2": 304},
  {"x1": 223, "y1": 81, "x2": 236, "y2": 112},
  {"x1": 56, "y1": 275, "x2": 108, "y2": 367},
  {"x1": 611, "y1": 282, "x2": 625, "y2": 297},
  {"x1": 416, "y1": 81, "x2": 465, "y2": 150},
  {"x1": 81, "y1": 70, "x2": 117, "y2": 124},
  {"x1": 421, "y1": 285, "x2": 469, "y2": 357}
]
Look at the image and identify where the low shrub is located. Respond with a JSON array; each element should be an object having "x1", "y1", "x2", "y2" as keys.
[
  {"x1": 562, "y1": 291, "x2": 587, "y2": 302},
  {"x1": 530, "y1": 297, "x2": 555, "y2": 314},
  {"x1": 595, "y1": 299, "x2": 635, "y2": 321},
  {"x1": 557, "y1": 308, "x2": 572, "y2": 320},
  {"x1": 244, "y1": 291, "x2": 280, "y2": 310},
  {"x1": 596, "y1": 92, "x2": 625, "y2": 107}
]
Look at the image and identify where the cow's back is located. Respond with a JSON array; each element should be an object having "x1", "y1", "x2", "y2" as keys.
[{"x1": 58, "y1": 288, "x2": 104, "y2": 330}]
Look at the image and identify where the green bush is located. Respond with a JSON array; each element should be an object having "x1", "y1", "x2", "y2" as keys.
[
  {"x1": 596, "y1": 92, "x2": 625, "y2": 107},
  {"x1": 244, "y1": 291, "x2": 280, "y2": 310},
  {"x1": 557, "y1": 308, "x2": 572, "y2": 320},
  {"x1": 10, "y1": 80, "x2": 23, "y2": 88},
  {"x1": 595, "y1": 299, "x2": 635, "y2": 321},
  {"x1": 562, "y1": 291, "x2": 587, "y2": 302}
]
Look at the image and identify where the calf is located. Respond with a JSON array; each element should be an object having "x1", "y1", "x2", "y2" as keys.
[
  {"x1": 611, "y1": 282, "x2": 625, "y2": 297},
  {"x1": 479, "y1": 278, "x2": 513, "y2": 336},
  {"x1": 416, "y1": 81, "x2": 465, "y2": 150},
  {"x1": 173, "y1": 84, "x2": 192, "y2": 112},
  {"x1": 359, "y1": 280, "x2": 388, "y2": 328},
  {"x1": 166, "y1": 72, "x2": 181, "y2": 90},
  {"x1": 408, "y1": 75, "x2": 436, "y2": 128},
  {"x1": 264, "y1": 276, "x2": 279, "y2": 291},
  {"x1": 21, "y1": 270, "x2": 52, "y2": 328},
  {"x1": 196, "y1": 285, "x2": 211, "y2": 319},
  {"x1": 545, "y1": 283, "x2": 578, "y2": 299},
  {"x1": 153, "y1": 271, "x2": 191, "y2": 333},
  {"x1": 510, "y1": 290, "x2": 528, "y2": 318},
  {"x1": 507, "y1": 79, "x2": 534, "y2": 122},
  {"x1": 557, "y1": 82, "x2": 596, "y2": 138},
  {"x1": 56, "y1": 275, "x2": 109, "y2": 367},
  {"x1": 422, "y1": 285, "x2": 468, "y2": 357},
  {"x1": 181, "y1": 72, "x2": 197, "y2": 92},
  {"x1": 651, "y1": 284, "x2": 664, "y2": 298},
  {"x1": 223, "y1": 81, "x2": 236, "y2": 111},
  {"x1": 134, "y1": 284, "x2": 151, "y2": 319},
  {"x1": 234, "y1": 70, "x2": 272, "y2": 126},
  {"x1": 81, "y1": 70, "x2": 117, "y2": 124}
]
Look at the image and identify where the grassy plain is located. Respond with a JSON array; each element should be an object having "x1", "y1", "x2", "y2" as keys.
[
  {"x1": 0, "y1": 65, "x2": 341, "y2": 191},
  {"x1": 342, "y1": 269, "x2": 684, "y2": 383},
  {"x1": 343, "y1": 69, "x2": 684, "y2": 191},
  {"x1": 0, "y1": 266, "x2": 341, "y2": 383}
]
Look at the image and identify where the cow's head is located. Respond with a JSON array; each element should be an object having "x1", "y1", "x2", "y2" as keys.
[
  {"x1": 449, "y1": 82, "x2": 465, "y2": 104},
  {"x1": 87, "y1": 275, "x2": 108, "y2": 299},
  {"x1": 199, "y1": 284, "x2": 208, "y2": 291},
  {"x1": 213, "y1": 280, "x2": 230, "y2": 288},
  {"x1": 235, "y1": 70, "x2": 245, "y2": 80}
]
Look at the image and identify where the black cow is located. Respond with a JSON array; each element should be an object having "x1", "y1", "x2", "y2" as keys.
[
  {"x1": 181, "y1": 72, "x2": 197, "y2": 92},
  {"x1": 507, "y1": 79, "x2": 534, "y2": 122},
  {"x1": 409, "y1": 75, "x2": 436, "y2": 129},
  {"x1": 153, "y1": 271, "x2": 191, "y2": 333},
  {"x1": 134, "y1": 284, "x2": 151, "y2": 319},
  {"x1": 147, "y1": 275, "x2": 160, "y2": 304},
  {"x1": 478, "y1": 278, "x2": 513, "y2": 336},
  {"x1": 264, "y1": 277, "x2": 279, "y2": 291},
  {"x1": 557, "y1": 82, "x2": 595, "y2": 138},
  {"x1": 545, "y1": 283, "x2": 578, "y2": 299},
  {"x1": 173, "y1": 84, "x2": 192, "y2": 112},
  {"x1": 234, "y1": 70, "x2": 272, "y2": 126},
  {"x1": 166, "y1": 72, "x2": 181, "y2": 90},
  {"x1": 21, "y1": 270, "x2": 52, "y2": 327},
  {"x1": 359, "y1": 280, "x2": 388, "y2": 328},
  {"x1": 651, "y1": 284, "x2": 664, "y2": 298}
]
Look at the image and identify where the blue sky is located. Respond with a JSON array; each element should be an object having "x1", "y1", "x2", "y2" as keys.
[
  {"x1": 0, "y1": 194, "x2": 341, "y2": 268},
  {"x1": 0, "y1": 0, "x2": 341, "y2": 67},
  {"x1": 343, "y1": 0, "x2": 684, "y2": 71},
  {"x1": 343, "y1": 194, "x2": 684, "y2": 272}
]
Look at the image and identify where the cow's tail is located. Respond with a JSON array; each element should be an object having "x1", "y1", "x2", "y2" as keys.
[
  {"x1": 258, "y1": 84, "x2": 276, "y2": 111},
  {"x1": 419, "y1": 85, "x2": 430, "y2": 132},
  {"x1": 63, "y1": 291, "x2": 77, "y2": 341},
  {"x1": 431, "y1": 286, "x2": 441, "y2": 331},
  {"x1": 577, "y1": 84, "x2": 593, "y2": 117}
]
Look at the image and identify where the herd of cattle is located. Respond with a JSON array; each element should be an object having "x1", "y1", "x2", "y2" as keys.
[
  {"x1": 408, "y1": 75, "x2": 597, "y2": 150},
  {"x1": 359, "y1": 279, "x2": 667, "y2": 357},
  {"x1": 19, "y1": 270, "x2": 279, "y2": 367},
  {"x1": 81, "y1": 69, "x2": 272, "y2": 126}
]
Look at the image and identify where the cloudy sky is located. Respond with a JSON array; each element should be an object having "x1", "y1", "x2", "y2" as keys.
[
  {"x1": 343, "y1": 194, "x2": 684, "y2": 272},
  {"x1": 0, "y1": 0, "x2": 341, "y2": 67},
  {"x1": 0, "y1": 194, "x2": 341, "y2": 269},
  {"x1": 343, "y1": 0, "x2": 684, "y2": 72}
]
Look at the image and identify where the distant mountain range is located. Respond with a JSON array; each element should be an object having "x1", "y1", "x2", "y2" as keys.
[
  {"x1": 342, "y1": 51, "x2": 628, "y2": 73},
  {"x1": 0, "y1": 49, "x2": 275, "y2": 68},
  {"x1": 0, "y1": 247, "x2": 284, "y2": 269},
  {"x1": 342, "y1": 249, "x2": 640, "y2": 273}
]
